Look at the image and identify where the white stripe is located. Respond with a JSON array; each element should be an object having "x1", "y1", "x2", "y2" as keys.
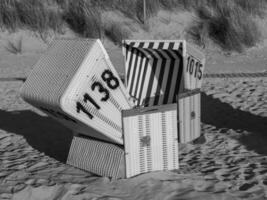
[
  {"x1": 184, "y1": 97, "x2": 191, "y2": 142},
  {"x1": 139, "y1": 55, "x2": 153, "y2": 106},
  {"x1": 134, "y1": 43, "x2": 151, "y2": 101},
  {"x1": 131, "y1": 42, "x2": 151, "y2": 98},
  {"x1": 173, "y1": 42, "x2": 182, "y2": 53},
  {"x1": 178, "y1": 98, "x2": 184, "y2": 143},
  {"x1": 127, "y1": 48, "x2": 138, "y2": 94},
  {"x1": 133, "y1": 42, "x2": 142, "y2": 48},
  {"x1": 131, "y1": 52, "x2": 142, "y2": 95},
  {"x1": 195, "y1": 93, "x2": 201, "y2": 139},
  {"x1": 190, "y1": 95, "x2": 195, "y2": 141}
]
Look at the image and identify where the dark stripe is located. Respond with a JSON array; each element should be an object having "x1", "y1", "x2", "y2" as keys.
[
  {"x1": 133, "y1": 54, "x2": 145, "y2": 99},
  {"x1": 163, "y1": 51, "x2": 175, "y2": 104},
  {"x1": 136, "y1": 42, "x2": 154, "y2": 105},
  {"x1": 129, "y1": 51, "x2": 141, "y2": 96},
  {"x1": 128, "y1": 42, "x2": 144, "y2": 95},
  {"x1": 126, "y1": 46, "x2": 135, "y2": 86},
  {"x1": 144, "y1": 48, "x2": 158, "y2": 106},
  {"x1": 127, "y1": 42, "x2": 144, "y2": 95},
  {"x1": 172, "y1": 51, "x2": 183, "y2": 103},
  {"x1": 168, "y1": 42, "x2": 175, "y2": 50},
  {"x1": 137, "y1": 58, "x2": 150, "y2": 105},
  {"x1": 124, "y1": 43, "x2": 129, "y2": 60},
  {"x1": 178, "y1": 42, "x2": 183, "y2": 54},
  {"x1": 158, "y1": 42, "x2": 164, "y2": 49},
  {"x1": 173, "y1": 49, "x2": 182, "y2": 58},
  {"x1": 153, "y1": 49, "x2": 166, "y2": 105},
  {"x1": 148, "y1": 42, "x2": 154, "y2": 48}
]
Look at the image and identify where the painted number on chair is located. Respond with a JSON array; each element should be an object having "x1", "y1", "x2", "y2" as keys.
[
  {"x1": 76, "y1": 69, "x2": 120, "y2": 119},
  {"x1": 186, "y1": 56, "x2": 203, "y2": 80}
]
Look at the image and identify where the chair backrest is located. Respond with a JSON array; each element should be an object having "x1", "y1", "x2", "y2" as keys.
[
  {"x1": 122, "y1": 40, "x2": 185, "y2": 107},
  {"x1": 122, "y1": 40, "x2": 205, "y2": 107}
]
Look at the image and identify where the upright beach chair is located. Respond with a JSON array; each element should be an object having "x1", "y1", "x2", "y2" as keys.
[{"x1": 122, "y1": 40, "x2": 205, "y2": 143}]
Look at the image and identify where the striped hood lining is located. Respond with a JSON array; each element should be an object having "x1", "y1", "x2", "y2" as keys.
[
  {"x1": 125, "y1": 46, "x2": 182, "y2": 60},
  {"x1": 123, "y1": 41, "x2": 184, "y2": 107}
]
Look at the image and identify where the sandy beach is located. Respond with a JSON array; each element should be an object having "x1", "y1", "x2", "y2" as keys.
[{"x1": 0, "y1": 30, "x2": 267, "y2": 199}]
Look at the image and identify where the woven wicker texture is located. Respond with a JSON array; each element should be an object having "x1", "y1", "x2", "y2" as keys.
[
  {"x1": 20, "y1": 38, "x2": 132, "y2": 144},
  {"x1": 122, "y1": 104, "x2": 179, "y2": 178},
  {"x1": 67, "y1": 135, "x2": 125, "y2": 179},
  {"x1": 178, "y1": 92, "x2": 201, "y2": 143}
]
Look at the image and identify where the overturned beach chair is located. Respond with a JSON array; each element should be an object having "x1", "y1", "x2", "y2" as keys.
[{"x1": 20, "y1": 38, "x2": 132, "y2": 145}]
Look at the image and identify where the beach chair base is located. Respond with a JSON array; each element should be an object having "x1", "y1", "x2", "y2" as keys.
[{"x1": 67, "y1": 134, "x2": 126, "y2": 179}]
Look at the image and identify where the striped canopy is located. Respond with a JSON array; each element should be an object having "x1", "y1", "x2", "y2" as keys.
[{"x1": 122, "y1": 40, "x2": 185, "y2": 107}]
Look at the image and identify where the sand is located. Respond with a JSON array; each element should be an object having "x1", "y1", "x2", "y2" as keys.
[{"x1": 0, "y1": 30, "x2": 267, "y2": 199}]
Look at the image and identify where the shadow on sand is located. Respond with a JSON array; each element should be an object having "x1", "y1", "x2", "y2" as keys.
[
  {"x1": 201, "y1": 92, "x2": 267, "y2": 155},
  {"x1": 0, "y1": 93, "x2": 266, "y2": 162},
  {"x1": 0, "y1": 109, "x2": 73, "y2": 162}
]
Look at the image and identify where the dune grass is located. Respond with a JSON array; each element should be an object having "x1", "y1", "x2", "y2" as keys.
[
  {"x1": 5, "y1": 36, "x2": 22, "y2": 54},
  {"x1": 0, "y1": 0, "x2": 63, "y2": 39},
  {"x1": 187, "y1": 0, "x2": 263, "y2": 51},
  {"x1": 63, "y1": 0, "x2": 102, "y2": 38},
  {"x1": 104, "y1": 21, "x2": 131, "y2": 45},
  {"x1": 0, "y1": 0, "x2": 266, "y2": 51}
]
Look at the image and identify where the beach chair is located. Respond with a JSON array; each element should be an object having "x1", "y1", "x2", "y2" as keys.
[
  {"x1": 122, "y1": 40, "x2": 205, "y2": 143},
  {"x1": 20, "y1": 38, "x2": 205, "y2": 179}
]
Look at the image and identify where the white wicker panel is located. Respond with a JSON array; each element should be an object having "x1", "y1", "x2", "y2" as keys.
[
  {"x1": 178, "y1": 92, "x2": 201, "y2": 143},
  {"x1": 122, "y1": 104, "x2": 179, "y2": 178}
]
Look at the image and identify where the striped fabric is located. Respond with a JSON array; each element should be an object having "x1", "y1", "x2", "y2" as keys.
[
  {"x1": 122, "y1": 40, "x2": 185, "y2": 107},
  {"x1": 67, "y1": 135, "x2": 125, "y2": 179},
  {"x1": 122, "y1": 104, "x2": 179, "y2": 178}
]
